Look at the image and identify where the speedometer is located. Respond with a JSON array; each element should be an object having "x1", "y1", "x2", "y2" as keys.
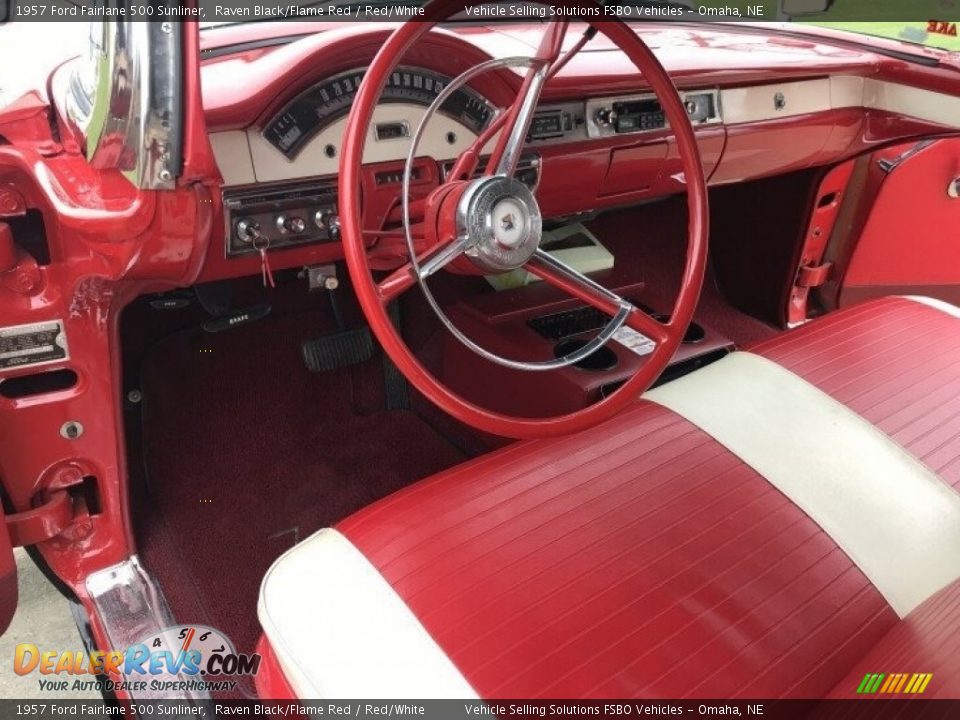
[{"x1": 263, "y1": 66, "x2": 496, "y2": 159}]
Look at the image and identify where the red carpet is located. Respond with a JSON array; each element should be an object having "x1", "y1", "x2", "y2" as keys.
[{"x1": 132, "y1": 308, "x2": 468, "y2": 696}]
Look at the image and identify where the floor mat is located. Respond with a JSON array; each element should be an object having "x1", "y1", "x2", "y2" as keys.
[{"x1": 133, "y1": 310, "x2": 467, "y2": 695}]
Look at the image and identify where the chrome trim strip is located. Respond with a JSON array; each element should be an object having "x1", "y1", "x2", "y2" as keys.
[
  {"x1": 494, "y1": 61, "x2": 550, "y2": 177},
  {"x1": 76, "y1": 15, "x2": 182, "y2": 189},
  {"x1": 85, "y1": 556, "x2": 211, "y2": 702}
]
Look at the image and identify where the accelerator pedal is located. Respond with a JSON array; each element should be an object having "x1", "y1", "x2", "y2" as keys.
[
  {"x1": 302, "y1": 327, "x2": 373, "y2": 372},
  {"x1": 383, "y1": 301, "x2": 410, "y2": 410}
]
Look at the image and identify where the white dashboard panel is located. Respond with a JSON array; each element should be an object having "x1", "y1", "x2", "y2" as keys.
[
  {"x1": 863, "y1": 78, "x2": 960, "y2": 129},
  {"x1": 211, "y1": 76, "x2": 960, "y2": 187},
  {"x1": 210, "y1": 131, "x2": 256, "y2": 186},
  {"x1": 214, "y1": 103, "x2": 499, "y2": 187},
  {"x1": 720, "y1": 78, "x2": 835, "y2": 125},
  {"x1": 830, "y1": 75, "x2": 865, "y2": 109}
]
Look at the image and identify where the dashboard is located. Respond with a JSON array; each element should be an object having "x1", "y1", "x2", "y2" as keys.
[
  {"x1": 215, "y1": 62, "x2": 722, "y2": 261},
  {"x1": 199, "y1": 22, "x2": 960, "y2": 282}
]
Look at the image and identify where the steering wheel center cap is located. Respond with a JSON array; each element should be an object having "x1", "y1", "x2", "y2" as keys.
[
  {"x1": 492, "y1": 198, "x2": 527, "y2": 248},
  {"x1": 457, "y1": 176, "x2": 542, "y2": 273}
]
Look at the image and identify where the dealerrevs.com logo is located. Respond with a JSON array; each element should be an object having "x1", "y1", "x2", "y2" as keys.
[{"x1": 14, "y1": 624, "x2": 260, "y2": 695}]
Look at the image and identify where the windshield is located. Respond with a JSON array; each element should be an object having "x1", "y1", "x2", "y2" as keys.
[
  {"x1": 0, "y1": 22, "x2": 90, "y2": 109},
  {"x1": 809, "y1": 22, "x2": 960, "y2": 52}
]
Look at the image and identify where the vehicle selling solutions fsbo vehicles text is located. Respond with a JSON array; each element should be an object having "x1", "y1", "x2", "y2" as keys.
[{"x1": 463, "y1": 4, "x2": 688, "y2": 17}]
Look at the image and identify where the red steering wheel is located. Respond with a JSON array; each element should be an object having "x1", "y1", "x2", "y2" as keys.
[{"x1": 340, "y1": 2, "x2": 709, "y2": 439}]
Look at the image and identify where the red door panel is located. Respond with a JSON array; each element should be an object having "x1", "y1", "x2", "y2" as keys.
[{"x1": 840, "y1": 138, "x2": 960, "y2": 306}]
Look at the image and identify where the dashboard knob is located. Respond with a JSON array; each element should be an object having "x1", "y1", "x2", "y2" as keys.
[
  {"x1": 594, "y1": 107, "x2": 617, "y2": 128},
  {"x1": 276, "y1": 215, "x2": 306, "y2": 234},
  {"x1": 326, "y1": 215, "x2": 341, "y2": 242},
  {"x1": 684, "y1": 99, "x2": 698, "y2": 115},
  {"x1": 235, "y1": 218, "x2": 261, "y2": 243},
  {"x1": 314, "y1": 210, "x2": 328, "y2": 229}
]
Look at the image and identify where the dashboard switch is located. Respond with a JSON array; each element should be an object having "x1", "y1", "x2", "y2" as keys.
[
  {"x1": 314, "y1": 209, "x2": 340, "y2": 240},
  {"x1": 594, "y1": 107, "x2": 617, "y2": 128},
  {"x1": 223, "y1": 179, "x2": 340, "y2": 258},
  {"x1": 326, "y1": 215, "x2": 341, "y2": 242},
  {"x1": 276, "y1": 215, "x2": 306, "y2": 234},
  {"x1": 235, "y1": 218, "x2": 262, "y2": 243},
  {"x1": 615, "y1": 115, "x2": 639, "y2": 133}
]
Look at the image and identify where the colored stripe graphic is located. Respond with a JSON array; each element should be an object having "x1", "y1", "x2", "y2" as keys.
[
  {"x1": 857, "y1": 673, "x2": 885, "y2": 693},
  {"x1": 857, "y1": 672, "x2": 932, "y2": 694}
]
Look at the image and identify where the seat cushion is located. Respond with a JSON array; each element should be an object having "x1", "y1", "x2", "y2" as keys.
[
  {"x1": 258, "y1": 297, "x2": 960, "y2": 700},
  {"x1": 338, "y1": 402, "x2": 899, "y2": 699}
]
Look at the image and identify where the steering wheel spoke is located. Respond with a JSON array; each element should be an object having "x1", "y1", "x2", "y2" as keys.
[
  {"x1": 525, "y1": 249, "x2": 669, "y2": 346},
  {"x1": 445, "y1": 23, "x2": 589, "y2": 186},
  {"x1": 377, "y1": 234, "x2": 469, "y2": 303},
  {"x1": 485, "y1": 22, "x2": 569, "y2": 178},
  {"x1": 623, "y1": 306, "x2": 671, "y2": 347}
]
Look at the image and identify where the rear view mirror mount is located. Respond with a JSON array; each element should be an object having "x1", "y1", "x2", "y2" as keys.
[{"x1": 780, "y1": 0, "x2": 834, "y2": 16}]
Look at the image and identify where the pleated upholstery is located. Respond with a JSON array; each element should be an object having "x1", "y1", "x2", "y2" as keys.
[
  {"x1": 339, "y1": 401, "x2": 896, "y2": 698},
  {"x1": 751, "y1": 297, "x2": 960, "y2": 490},
  {"x1": 320, "y1": 298, "x2": 960, "y2": 699}
]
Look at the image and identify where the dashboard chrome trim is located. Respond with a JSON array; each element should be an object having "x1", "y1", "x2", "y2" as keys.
[
  {"x1": 222, "y1": 177, "x2": 339, "y2": 258},
  {"x1": 585, "y1": 89, "x2": 722, "y2": 139}
]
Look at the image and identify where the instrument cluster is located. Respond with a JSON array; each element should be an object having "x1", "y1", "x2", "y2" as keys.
[{"x1": 262, "y1": 66, "x2": 496, "y2": 160}]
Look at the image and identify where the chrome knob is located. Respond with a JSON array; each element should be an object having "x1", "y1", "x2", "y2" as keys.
[
  {"x1": 276, "y1": 215, "x2": 306, "y2": 234},
  {"x1": 235, "y1": 218, "x2": 261, "y2": 243},
  {"x1": 684, "y1": 99, "x2": 698, "y2": 115},
  {"x1": 327, "y1": 215, "x2": 341, "y2": 241},
  {"x1": 594, "y1": 107, "x2": 617, "y2": 128}
]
